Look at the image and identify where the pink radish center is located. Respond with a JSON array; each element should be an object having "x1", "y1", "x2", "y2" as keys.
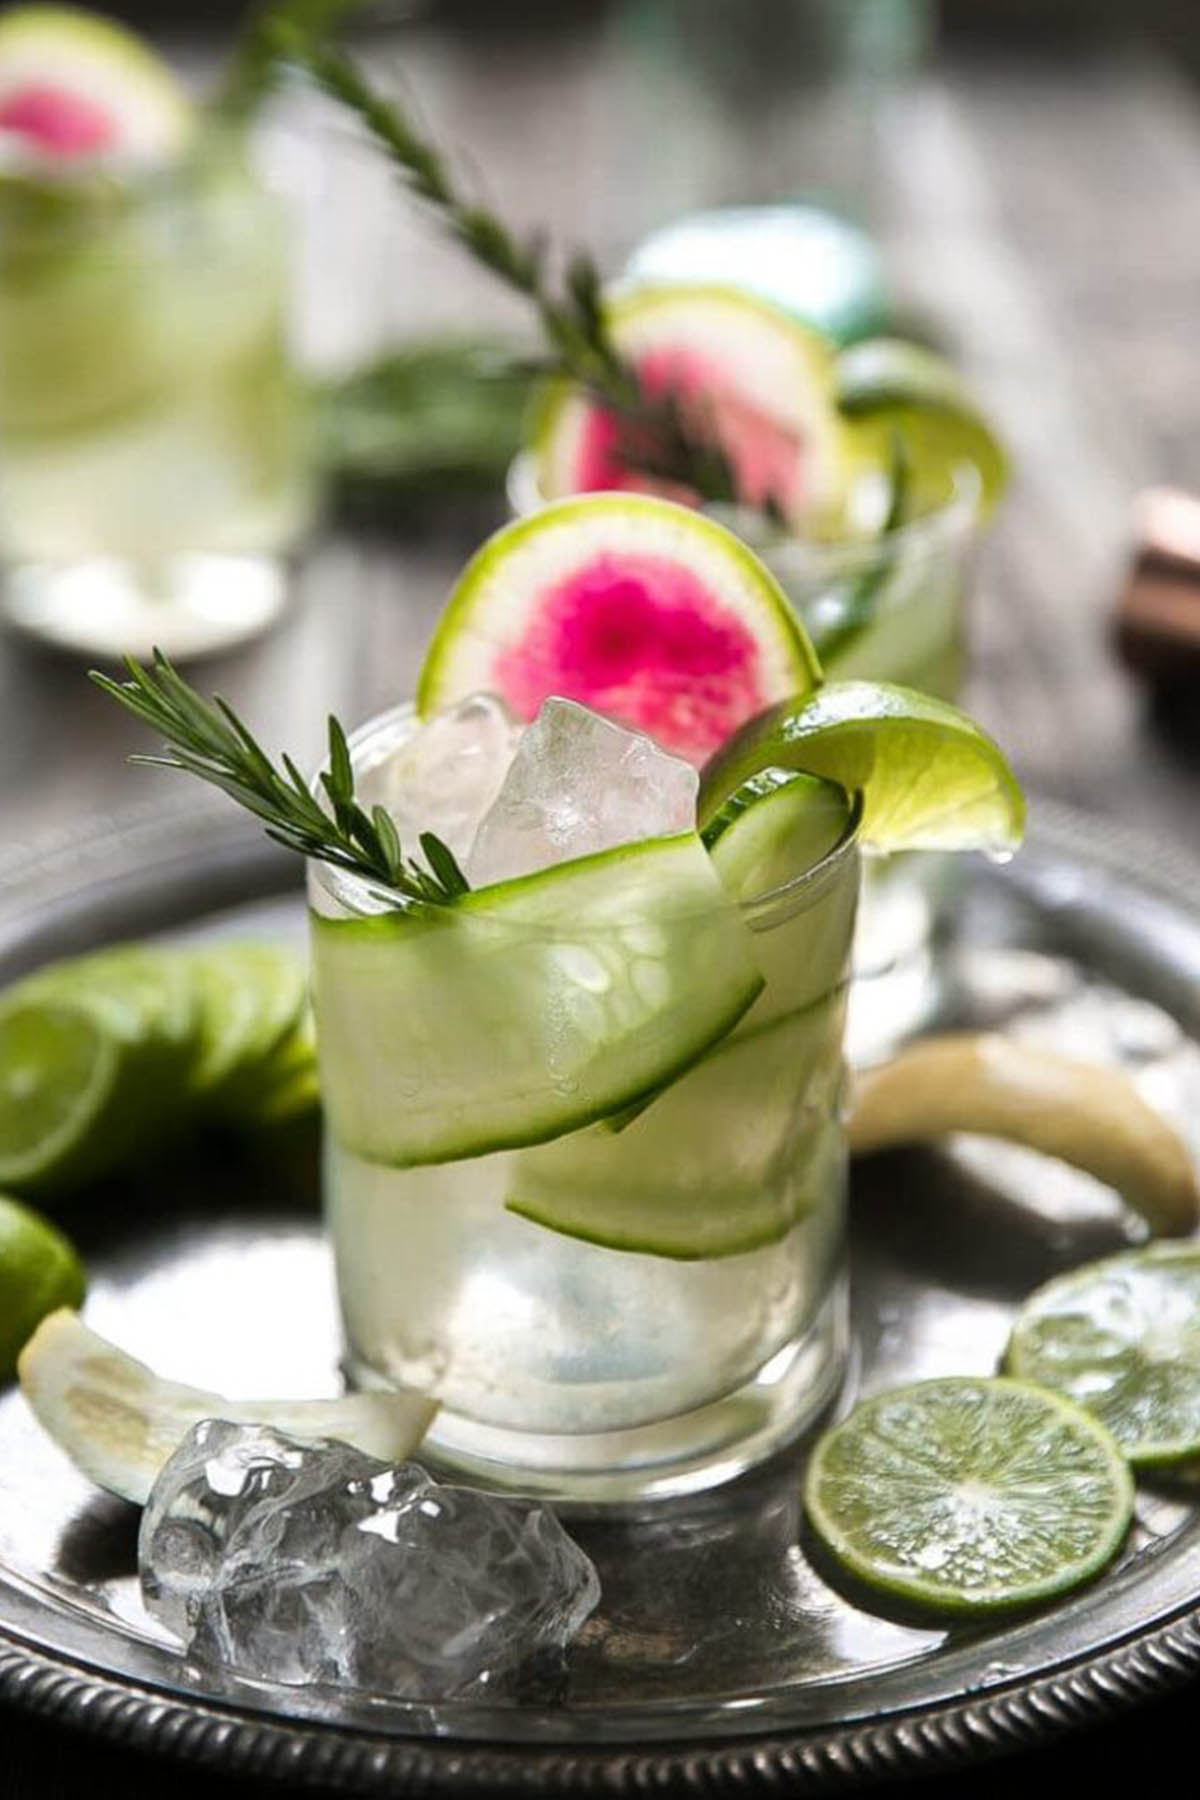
[
  {"x1": 0, "y1": 84, "x2": 118, "y2": 157},
  {"x1": 574, "y1": 345, "x2": 804, "y2": 518},
  {"x1": 493, "y1": 551, "x2": 771, "y2": 764}
]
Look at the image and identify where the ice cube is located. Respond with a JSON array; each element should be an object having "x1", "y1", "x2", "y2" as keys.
[
  {"x1": 466, "y1": 698, "x2": 699, "y2": 888},
  {"x1": 360, "y1": 693, "x2": 522, "y2": 866},
  {"x1": 139, "y1": 1421, "x2": 600, "y2": 1698}
]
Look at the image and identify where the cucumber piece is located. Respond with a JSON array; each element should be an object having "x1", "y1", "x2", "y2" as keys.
[
  {"x1": 507, "y1": 995, "x2": 847, "y2": 1259},
  {"x1": 504, "y1": 770, "x2": 859, "y2": 1257},
  {"x1": 311, "y1": 833, "x2": 764, "y2": 1167}
]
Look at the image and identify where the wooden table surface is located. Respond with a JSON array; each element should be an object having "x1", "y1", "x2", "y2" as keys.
[{"x1": 3, "y1": 12, "x2": 1200, "y2": 1797}]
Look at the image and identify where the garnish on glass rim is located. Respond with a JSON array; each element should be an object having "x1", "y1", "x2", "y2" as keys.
[
  {"x1": 90, "y1": 651, "x2": 468, "y2": 906},
  {"x1": 245, "y1": 4, "x2": 740, "y2": 510}
]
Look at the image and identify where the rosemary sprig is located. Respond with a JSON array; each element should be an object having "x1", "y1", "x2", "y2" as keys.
[
  {"x1": 262, "y1": 17, "x2": 739, "y2": 506},
  {"x1": 90, "y1": 652, "x2": 468, "y2": 907}
]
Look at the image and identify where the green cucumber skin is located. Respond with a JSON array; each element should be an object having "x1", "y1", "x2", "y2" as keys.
[{"x1": 311, "y1": 835, "x2": 766, "y2": 1169}]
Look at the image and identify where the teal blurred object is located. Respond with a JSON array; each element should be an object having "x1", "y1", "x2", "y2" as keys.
[{"x1": 623, "y1": 206, "x2": 890, "y2": 346}]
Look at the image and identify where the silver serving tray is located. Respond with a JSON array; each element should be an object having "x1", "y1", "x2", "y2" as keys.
[{"x1": 2, "y1": 797, "x2": 1200, "y2": 1795}]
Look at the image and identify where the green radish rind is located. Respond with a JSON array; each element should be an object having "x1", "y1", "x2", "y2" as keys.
[
  {"x1": 530, "y1": 283, "x2": 850, "y2": 528},
  {"x1": 415, "y1": 491, "x2": 822, "y2": 733},
  {"x1": 699, "y1": 680, "x2": 1025, "y2": 856},
  {"x1": 805, "y1": 1377, "x2": 1134, "y2": 1617},
  {"x1": 312, "y1": 832, "x2": 765, "y2": 1168},
  {"x1": 0, "y1": 5, "x2": 192, "y2": 165}
]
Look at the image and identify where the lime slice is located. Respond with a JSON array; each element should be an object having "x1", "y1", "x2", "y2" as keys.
[
  {"x1": 187, "y1": 943, "x2": 308, "y2": 1110},
  {"x1": 312, "y1": 832, "x2": 764, "y2": 1167},
  {"x1": 835, "y1": 338, "x2": 1009, "y2": 518},
  {"x1": 221, "y1": 1010, "x2": 319, "y2": 1126},
  {"x1": 848, "y1": 1033, "x2": 1199, "y2": 1238},
  {"x1": 699, "y1": 680, "x2": 1024, "y2": 856},
  {"x1": 417, "y1": 492, "x2": 820, "y2": 767},
  {"x1": 19, "y1": 1309, "x2": 437, "y2": 1506},
  {"x1": 805, "y1": 1376, "x2": 1133, "y2": 1615},
  {"x1": 26, "y1": 945, "x2": 197, "y2": 1070},
  {"x1": 0, "y1": 1194, "x2": 85, "y2": 1380},
  {"x1": 1006, "y1": 1245, "x2": 1200, "y2": 1469},
  {"x1": 0, "y1": 998, "x2": 125, "y2": 1192}
]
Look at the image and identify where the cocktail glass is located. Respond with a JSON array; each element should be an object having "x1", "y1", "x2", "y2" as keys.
[
  {"x1": 0, "y1": 133, "x2": 313, "y2": 660},
  {"x1": 308, "y1": 703, "x2": 861, "y2": 1506}
]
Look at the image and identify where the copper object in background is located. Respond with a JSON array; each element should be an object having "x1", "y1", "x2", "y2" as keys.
[{"x1": 1115, "y1": 488, "x2": 1200, "y2": 684}]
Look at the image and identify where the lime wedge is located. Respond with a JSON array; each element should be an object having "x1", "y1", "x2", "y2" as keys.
[
  {"x1": 805, "y1": 1376, "x2": 1133, "y2": 1615},
  {"x1": 836, "y1": 338, "x2": 1009, "y2": 518},
  {"x1": 20, "y1": 1309, "x2": 437, "y2": 1506},
  {"x1": 0, "y1": 999, "x2": 124, "y2": 1192},
  {"x1": 699, "y1": 680, "x2": 1024, "y2": 855},
  {"x1": 1006, "y1": 1245, "x2": 1200, "y2": 1469},
  {"x1": 0, "y1": 1194, "x2": 85, "y2": 1380}
]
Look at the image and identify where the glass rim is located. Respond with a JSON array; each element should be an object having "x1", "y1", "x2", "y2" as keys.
[
  {"x1": 505, "y1": 450, "x2": 982, "y2": 566},
  {"x1": 308, "y1": 699, "x2": 863, "y2": 925}
]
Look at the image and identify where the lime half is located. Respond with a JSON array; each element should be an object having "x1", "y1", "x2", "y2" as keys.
[
  {"x1": 805, "y1": 1377, "x2": 1133, "y2": 1615},
  {"x1": 699, "y1": 680, "x2": 1024, "y2": 856},
  {"x1": 0, "y1": 1193, "x2": 85, "y2": 1379},
  {"x1": 1007, "y1": 1245, "x2": 1200, "y2": 1470}
]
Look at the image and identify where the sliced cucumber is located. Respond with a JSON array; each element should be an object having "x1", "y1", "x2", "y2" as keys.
[
  {"x1": 704, "y1": 767, "x2": 853, "y2": 895},
  {"x1": 504, "y1": 775, "x2": 859, "y2": 1258},
  {"x1": 311, "y1": 833, "x2": 764, "y2": 1168},
  {"x1": 507, "y1": 995, "x2": 846, "y2": 1258}
]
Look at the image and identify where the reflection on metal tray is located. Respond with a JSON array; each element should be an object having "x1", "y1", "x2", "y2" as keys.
[{"x1": 2, "y1": 797, "x2": 1200, "y2": 1795}]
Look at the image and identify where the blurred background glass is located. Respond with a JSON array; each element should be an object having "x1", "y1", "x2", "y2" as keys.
[{"x1": 0, "y1": 132, "x2": 313, "y2": 659}]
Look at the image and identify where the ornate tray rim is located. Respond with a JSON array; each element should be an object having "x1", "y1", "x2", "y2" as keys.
[{"x1": 3, "y1": 794, "x2": 1200, "y2": 1794}]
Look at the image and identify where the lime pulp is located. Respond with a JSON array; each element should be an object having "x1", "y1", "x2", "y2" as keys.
[
  {"x1": 804, "y1": 1376, "x2": 1133, "y2": 1615},
  {"x1": 1007, "y1": 1244, "x2": 1200, "y2": 1469}
]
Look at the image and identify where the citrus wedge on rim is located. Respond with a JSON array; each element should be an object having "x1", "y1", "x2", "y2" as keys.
[
  {"x1": 836, "y1": 337, "x2": 1009, "y2": 520},
  {"x1": 19, "y1": 1309, "x2": 437, "y2": 1506},
  {"x1": 417, "y1": 493, "x2": 820, "y2": 766},
  {"x1": 805, "y1": 1376, "x2": 1133, "y2": 1616},
  {"x1": 531, "y1": 283, "x2": 850, "y2": 528},
  {"x1": 699, "y1": 680, "x2": 1024, "y2": 856},
  {"x1": 1006, "y1": 1245, "x2": 1200, "y2": 1469}
]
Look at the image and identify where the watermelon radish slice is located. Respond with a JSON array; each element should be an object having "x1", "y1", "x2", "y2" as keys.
[
  {"x1": 417, "y1": 493, "x2": 822, "y2": 767},
  {"x1": 531, "y1": 285, "x2": 849, "y2": 530},
  {"x1": 0, "y1": 7, "x2": 190, "y2": 168}
]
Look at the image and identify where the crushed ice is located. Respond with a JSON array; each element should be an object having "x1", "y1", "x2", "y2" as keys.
[{"x1": 139, "y1": 1420, "x2": 600, "y2": 1699}]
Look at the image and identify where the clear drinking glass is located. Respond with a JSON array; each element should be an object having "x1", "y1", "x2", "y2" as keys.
[
  {"x1": 508, "y1": 453, "x2": 980, "y2": 1056},
  {"x1": 309, "y1": 704, "x2": 861, "y2": 1506},
  {"x1": 0, "y1": 132, "x2": 313, "y2": 660}
]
